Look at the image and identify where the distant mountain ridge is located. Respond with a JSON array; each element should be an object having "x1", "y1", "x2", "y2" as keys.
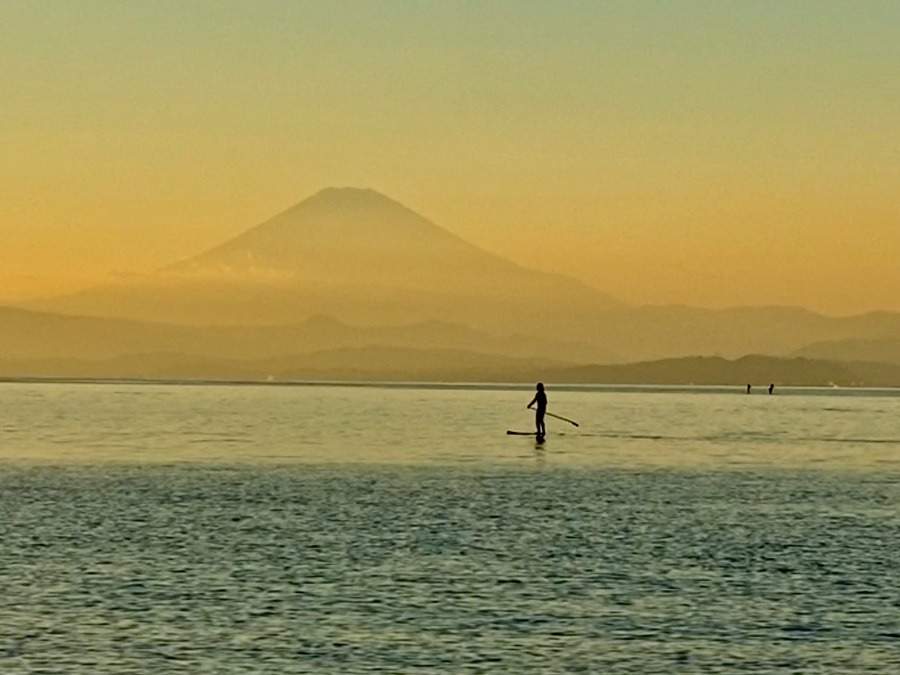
[
  {"x1": 0, "y1": 306, "x2": 612, "y2": 364},
  {"x1": 4, "y1": 348, "x2": 899, "y2": 387},
  {"x1": 793, "y1": 336, "x2": 900, "y2": 365},
  {"x1": 15, "y1": 187, "x2": 900, "y2": 374},
  {"x1": 3, "y1": 305, "x2": 900, "y2": 384},
  {"x1": 549, "y1": 354, "x2": 900, "y2": 387},
  {"x1": 589, "y1": 305, "x2": 900, "y2": 361}
]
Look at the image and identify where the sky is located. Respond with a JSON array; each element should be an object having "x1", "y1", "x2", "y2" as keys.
[{"x1": 1, "y1": 0, "x2": 897, "y2": 315}]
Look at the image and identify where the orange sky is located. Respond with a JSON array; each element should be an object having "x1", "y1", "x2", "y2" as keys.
[{"x1": 1, "y1": 1, "x2": 897, "y2": 315}]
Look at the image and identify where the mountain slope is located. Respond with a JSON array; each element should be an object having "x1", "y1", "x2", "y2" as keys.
[
  {"x1": 586, "y1": 306, "x2": 900, "y2": 361},
  {"x1": 170, "y1": 188, "x2": 532, "y2": 288},
  {"x1": 0, "y1": 307, "x2": 614, "y2": 364},
  {"x1": 5, "y1": 350, "x2": 899, "y2": 386},
  {"x1": 549, "y1": 355, "x2": 900, "y2": 387},
  {"x1": 793, "y1": 336, "x2": 900, "y2": 365},
  {"x1": 33, "y1": 188, "x2": 619, "y2": 328}
]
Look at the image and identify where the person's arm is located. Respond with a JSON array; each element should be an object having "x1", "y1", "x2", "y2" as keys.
[{"x1": 527, "y1": 395, "x2": 537, "y2": 409}]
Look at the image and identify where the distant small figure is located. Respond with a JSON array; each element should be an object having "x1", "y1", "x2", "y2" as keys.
[
  {"x1": 746, "y1": 384, "x2": 752, "y2": 394},
  {"x1": 527, "y1": 382, "x2": 547, "y2": 439},
  {"x1": 769, "y1": 383, "x2": 774, "y2": 395}
]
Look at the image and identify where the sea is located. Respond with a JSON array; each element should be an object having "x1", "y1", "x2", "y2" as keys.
[{"x1": 1, "y1": 381, "x2": 898, "y2": 673}]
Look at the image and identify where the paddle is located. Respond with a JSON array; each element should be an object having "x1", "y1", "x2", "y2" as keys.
[{"x1": 546, "y1": 411, "x2": 579, "y2": 427}]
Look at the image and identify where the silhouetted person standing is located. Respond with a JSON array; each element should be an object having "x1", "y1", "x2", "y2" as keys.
[
  {"x1": 769, "y1": 383, "x2": 774, "y2": 395},
  {"x1": 527, "y1": 382, "x2": 547, "y2": 438}
]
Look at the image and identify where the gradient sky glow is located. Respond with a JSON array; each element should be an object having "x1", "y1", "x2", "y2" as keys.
[{"x1": 2, "y1": 1, "x2": 897, "y2": 314}]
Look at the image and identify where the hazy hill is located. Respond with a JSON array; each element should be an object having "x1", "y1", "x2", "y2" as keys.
[
  {"x1": 0, "y1": 347, "x2": 552, "y2": 383},
  {"x1": 793, "y1": 336, "x2": 900, "y2": 365},
  {"x1": 0, "y1": 307, "x2": 613, "y2": 365},
  {"x1": 548, "y1": 355, "x2": 900, "y2": 387},
  {"x1": 3, "y1": 304, "x2": 897, "y2": 385},
  {"x1": 271, "y1": 346, "x2": 551, "y2": 382},
  {"x1": 4, "y1": 349, "x2": 898, "y2": 387},
  {"x1": 587, "y1": 306, "x2": 900, "y2": 362},
  {"x1": 33, "y1": 188, "x2": 619, "y2": 330}
]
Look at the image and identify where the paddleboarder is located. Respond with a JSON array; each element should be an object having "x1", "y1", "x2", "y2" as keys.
[{"x1": 527, "y1": 382, "x2": 547, "y2": 439}]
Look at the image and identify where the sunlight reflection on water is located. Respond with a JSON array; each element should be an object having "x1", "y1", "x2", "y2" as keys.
[
  {"x1": 1, "y1": 382, "x2": 898, "y2": 470},
  {"x1": 1, "y1": 383, "x2": 898, "y2": 672}
]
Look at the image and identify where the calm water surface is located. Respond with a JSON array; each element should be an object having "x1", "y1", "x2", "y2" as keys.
[{"x1": 1, "y1": 382, "x2": 898, "y2": 672}]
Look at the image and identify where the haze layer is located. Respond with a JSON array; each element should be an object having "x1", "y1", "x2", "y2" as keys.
[{"x1": 2, "y1": 2, "x2": 897, "y2": 314}]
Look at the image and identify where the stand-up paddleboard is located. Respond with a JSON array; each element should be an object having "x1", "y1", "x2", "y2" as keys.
[{"x1": 507, "y1": 430, "x2": 546, "y2": 443}]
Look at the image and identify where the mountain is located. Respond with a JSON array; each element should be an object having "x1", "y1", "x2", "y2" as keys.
[
  {"x1": 793, "y1": 336, "x2": 900, "y2": 365},
  {"x1": 32, "y1": 188, "x2": 620, "y2": 331},
  {"x1": 548, "y1": 355, "x2": 900, "y2": 387},
  {"x1": 170, "y1": 187, "x2": 524, "y2": 287},
  {"x1": 17, "y1": 187, "x2": 900, "y2": 369},
  {"x1": 4, "y1": 305, "x2": 899, "y2": 385},
  {"x1": 0, "y1": 346, "x2": 553, "y2": 383},
  {"x1": 0, "y1": 307, "x2": 613, "y2": 365},
  {"x1": 5, "y1": 349, "x2": 899, "y2": 386},
  {"x1": 585, "y1": 306, "x2": 900, "y2": 362}
]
